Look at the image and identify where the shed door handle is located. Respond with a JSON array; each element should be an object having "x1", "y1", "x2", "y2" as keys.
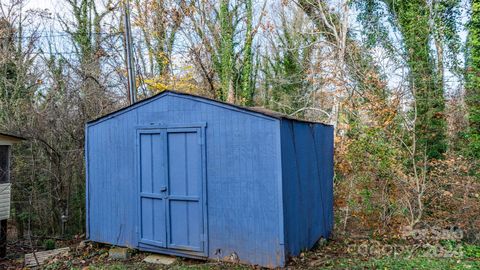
[{"x1": 160, "y1": 186, "x2": 167, "y2": 192}]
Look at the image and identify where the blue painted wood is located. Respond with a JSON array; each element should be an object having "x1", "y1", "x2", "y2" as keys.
[
  {"x1": 138, "y1": 130, "x2": 167, "y2": 248},
  {"x1": 166, "y1": 129, "x2": 204, "y2": 252},
  {"x1": 280, "y1": 120, "x2": 334, "y2": 257},
  {"x1": 85, "y1": 91, "x2": 333, "y2": 268},
  {"x1": 313, "y1": 124, "x2": 334, "y2": 237},
  {"x1": 84, "y1": 125, "x2": 90, "y2": 240}
]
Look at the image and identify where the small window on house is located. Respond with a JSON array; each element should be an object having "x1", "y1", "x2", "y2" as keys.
[{"x1": 0, "y1": 145, "x2": 10, "y2": 184}]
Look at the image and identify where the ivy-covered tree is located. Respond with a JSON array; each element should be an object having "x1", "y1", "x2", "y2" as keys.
[
  {"x1": 184, "y1": 0, "x2": 262, "y2": 104},
  {"x1": 239, "y1": 0, "x2": 254, "y2": 105},
  {"x1": 134, "y1": 0, "x2": 188, "y2": 78},
  {"x1": 383, "y1": 1, "x2": 446, "y2": 160},
  {"x1": 61, "y1": 0, "x2": 113, "y2": 119},
  {"x1": 353, "y1": 0, "x2": 462, "y2": 160},
  {"x1": 0, "y1": 18, "x2": 36, "y2": 122},
  {"x1": 219, "y1": 0, "x2": 235, "y2": 102},
  {"x1": 466, "y1": 0, "x2": 480, "y2": 158},
  {"x1": 0, "y1": 20, "x2": 27, "y2": 103},
  {"x1": 263, "y1": 6, "x2": 315, "y2": 115},
  {"x1": 0, "y1": 19, "x2": 18, "y2": 103}
]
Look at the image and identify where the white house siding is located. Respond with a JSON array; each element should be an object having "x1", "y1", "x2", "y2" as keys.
[{"x1": 0, "y1": 183, "x2": 10, "y2": 220}]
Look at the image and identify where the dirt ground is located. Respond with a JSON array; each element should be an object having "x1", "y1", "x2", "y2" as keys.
[{"x1": 1, "y1": 236, "x2": 479, "y2": 269}]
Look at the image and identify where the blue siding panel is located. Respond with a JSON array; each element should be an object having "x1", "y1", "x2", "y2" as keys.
[
  {"x1": 87, "y1": 111, "x2": 139, "y2": 247},
  {"x1": 280, "y1": 120, "x2": 334, "y2": 257},
  {"x1": 313, "y1": 124, "x2": 334, "y2": 237}
]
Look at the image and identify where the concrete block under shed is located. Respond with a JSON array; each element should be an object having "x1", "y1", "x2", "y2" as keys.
[
  {"x1": 143, "y1": 254, "x2": 176, "y2": 265},
  {"x1": 108, "y1": 247, "x2": 131, "y2": 260}
]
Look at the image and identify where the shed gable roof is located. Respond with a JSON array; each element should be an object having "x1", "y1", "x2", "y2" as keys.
[{"x1": 87, "y1": 90, "x2": 329, "y2": 126}]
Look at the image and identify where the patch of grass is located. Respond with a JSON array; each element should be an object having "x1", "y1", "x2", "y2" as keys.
[
  {"x1": 176, "y1": 264, "x2": 252, "y2": 270},
  {"x1": 359, "y1": 257, "x2": 479, "y2": 270},
  {"x1": 72, "y1": 262, "x2": 253, "y2": 270},
  {"x1": 70, "y1": 263, "x2": 149, "y2": 270},
  {"x1": 316, "y1": 257, "x2": 480, "y2": 270},
  {"x1": 464, "y1": 244, "x2": 480, "y2": 259},
  {"x1": 42, "y1": 262, "x2": 63, "y2": 270},
  {"x1": 69, "y1": 261, "x2": 253, "y2": 270},
  {"x1": 86, "y1": 265, "x2": 144, "y2": 270}
]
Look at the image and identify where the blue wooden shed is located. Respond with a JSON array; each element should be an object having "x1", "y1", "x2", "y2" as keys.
[{"x1": 85, "y1": 90, "x2": 334, "y2": 268}]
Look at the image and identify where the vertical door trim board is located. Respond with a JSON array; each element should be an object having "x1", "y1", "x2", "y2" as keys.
[
  {"x1": 85, "y1": 124, "x2": 90, "y2": 240},
  {"x1": 275, "y1": 120, "x2": 286, "y2": 265}
]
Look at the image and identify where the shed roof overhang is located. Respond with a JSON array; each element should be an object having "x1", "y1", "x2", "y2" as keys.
[{"x1": 0, "y1": 132, "x2": 25, "y2": 145}]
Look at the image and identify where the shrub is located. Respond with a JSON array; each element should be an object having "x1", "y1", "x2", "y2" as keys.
[{"x1": 44, "y1": 239, "x2": 56, "y2": 250}]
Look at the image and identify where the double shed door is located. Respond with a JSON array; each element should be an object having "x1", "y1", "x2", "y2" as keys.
[{"x1": 137, "y1": 127, "x2": 205, "y2": 254}]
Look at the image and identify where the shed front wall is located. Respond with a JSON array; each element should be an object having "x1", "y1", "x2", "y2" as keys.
[
  {"x1": 86, "y1": 93, "x2": 285, "y2": 267},
  {"x1": 280, "y1": 120, "x2": 334, "y2": 257}
]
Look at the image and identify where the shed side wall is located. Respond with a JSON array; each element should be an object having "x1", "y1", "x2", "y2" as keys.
[
  {"x1": 86, "y1": 94, "x2": 285, "y2": 267},
  {"x1": 280, "y1": 120, "x2": 334, "y2": 256}
]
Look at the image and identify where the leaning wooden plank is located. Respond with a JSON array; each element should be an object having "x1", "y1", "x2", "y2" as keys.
[{"x1": 24, "y1": 247, "x2": 70, "y2": 267}]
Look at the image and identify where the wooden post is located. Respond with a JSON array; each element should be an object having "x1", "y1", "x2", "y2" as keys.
[{"x1": 123, "y1": 0, "x2": 136, "y2": 105}]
